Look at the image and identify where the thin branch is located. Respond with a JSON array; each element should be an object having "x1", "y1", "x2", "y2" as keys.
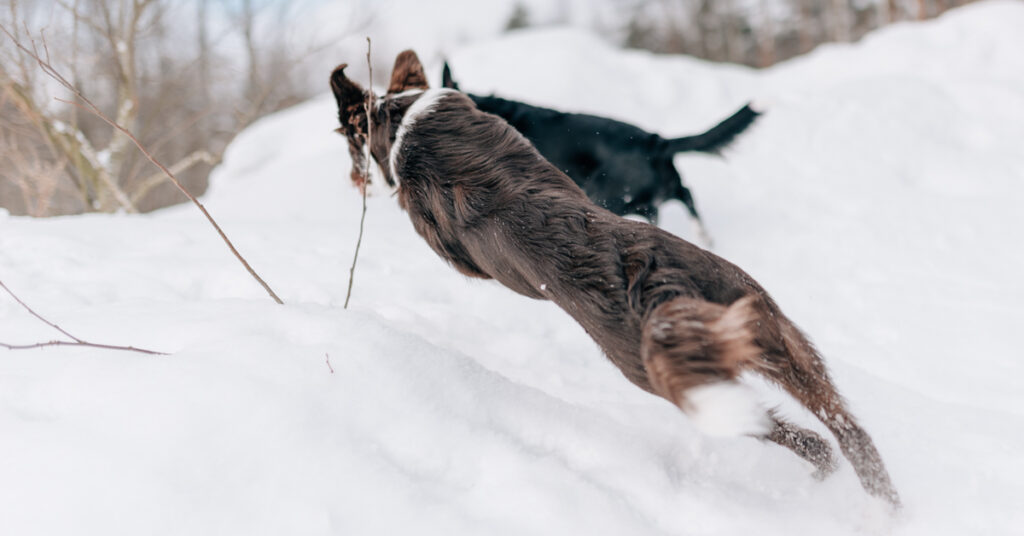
[
  {"x1": 55, "y1": 0, "x2": 106, "y2": 37},
  {"x1": 0, "y1": 278, "x2": 80, "y2": 341},
  {"x1": 0, "y1": 279, "x2": 166, "y2": 355},
  {"x1": 343, "y1": 37, "x2": 373, "y2": 310},
  {"x1": 0, "y1": 340, "x2": 165, "y2": 355},
  {"x1": 344, "y1": 185, "x2": 368, "y2": 309},
  {"x1": 0, "y1": 25, "x2": 284, "y2": 305},
  {"x1": 130, "y1": 148, "x2": 218, "y2": 205}
]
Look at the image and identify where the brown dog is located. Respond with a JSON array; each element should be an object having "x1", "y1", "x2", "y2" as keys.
[{"x1": 330, "y1": 50, "x2": 900, "y2": 508}]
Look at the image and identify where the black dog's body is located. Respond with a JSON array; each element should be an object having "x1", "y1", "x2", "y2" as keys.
[
  {"x1": 443, "y1": 64, "x2": 759, "y2": 232},
  {"x1": 331, "y1": 51, "x2": 900, "y2": 509}
]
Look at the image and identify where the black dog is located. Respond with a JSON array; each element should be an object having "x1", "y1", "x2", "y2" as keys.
[
  {"x1": 443, "y1": 63, "x2": 759, "y2": 244},
  {"x1": 332, "y1": 50, "x2": 900, "y2": 508}
]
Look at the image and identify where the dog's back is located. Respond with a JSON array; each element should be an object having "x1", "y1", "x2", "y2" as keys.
[{"x1": 396, "y1": 90, "x2": 770, "y2": 388}]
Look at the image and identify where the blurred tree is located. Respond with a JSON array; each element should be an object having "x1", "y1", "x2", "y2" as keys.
[
  {"x1": 616, "y1": 0, "x2": 978, "y2": 68},
  {"x1": 505, "y1": 2, "x2": 531, "y2": 31},
  {"x1": 0, "y1": 0, "x2": 320, "y2": 216}
]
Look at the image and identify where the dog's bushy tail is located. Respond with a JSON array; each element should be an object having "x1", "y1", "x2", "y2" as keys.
[
  {"x1": 641, "y1": 295, "x2": 770, "y2": 436},
  {"x1": 642, "y1": 295, "x2": 761, "y2": 403},
  {"x1": 662, "y1": 104, "x2": 760, "y2": 155}
]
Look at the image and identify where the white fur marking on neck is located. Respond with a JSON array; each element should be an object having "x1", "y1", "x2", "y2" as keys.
[
  {"x1": 385, "y1": 88, "x2": 426, "y2": 100},
  {"x1": 389, "y1": 88, "x2": 456, "y2": 184}
]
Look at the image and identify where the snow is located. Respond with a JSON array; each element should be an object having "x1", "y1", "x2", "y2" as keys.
[{"x1": 3, "y1": 1, "x2": 1024, "y2": 534}]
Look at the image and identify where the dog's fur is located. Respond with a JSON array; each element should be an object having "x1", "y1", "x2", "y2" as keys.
[
  {"x1": 331, "y1": 51, "x2": 900, "y2": 508},
  {"x1": 442, "y1": 62, "x2": 759, "y2": 240}
]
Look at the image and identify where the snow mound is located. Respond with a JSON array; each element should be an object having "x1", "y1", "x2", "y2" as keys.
[{"x1": 2, "y1": 2, "x2": 1023, "y2": 534}]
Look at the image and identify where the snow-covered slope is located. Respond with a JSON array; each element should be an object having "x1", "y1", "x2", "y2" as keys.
[{"x1": 2, "y1": 2, "x2": 1023, "y2": 534}]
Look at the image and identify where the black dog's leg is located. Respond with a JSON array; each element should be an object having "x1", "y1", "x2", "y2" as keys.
[
  {"x1": 672, "y1": 180, "x2": 713, "y2": 248},
  {"x1": 582, "y1": 168, "x2": 629, "y2": 217},
  {"x1": 633, "y1": 204, "x2": 659, "y2": 224},
  {"x1": 675, "y1": 182, "x2": 700, "y2": 220}
]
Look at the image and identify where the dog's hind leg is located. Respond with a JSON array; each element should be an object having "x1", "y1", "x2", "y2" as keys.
[
  {"x1": 641, "y1": 295, "x2": 770, "y2": 437},
  {"x1": 761, "y1": 321, "x2": 901, "y2": 507},
  {"x1": 763, "y1": 412, "x2": 837, "y2": 479}
]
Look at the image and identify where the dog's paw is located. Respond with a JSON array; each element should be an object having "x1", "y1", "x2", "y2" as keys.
[{"x1": 681, "y1": 381, "x2": 771, "y2": 438}]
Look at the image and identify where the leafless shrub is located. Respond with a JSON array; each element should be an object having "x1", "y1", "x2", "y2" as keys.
[
  {"x1": 0, "y1": 119, "x2": 67, "y2": 217},
  {"x1": 4, "y1": 22, "x2": 286, "y2": 303},
  {"x1": 0, "y1": 79, "x2": 71, "y2": 216},
  {"x1": 0, "y1": 0, "x2": 335, "y2": 216}
]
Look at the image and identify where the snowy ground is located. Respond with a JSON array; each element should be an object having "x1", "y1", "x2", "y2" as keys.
[{"x1": 2, "y1": 1, "x2": 1024, "y2": 534}]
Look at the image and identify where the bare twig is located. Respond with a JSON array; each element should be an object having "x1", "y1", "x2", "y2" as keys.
[
  {"x1": 343, "y1": 37, "x2": 373, "y2": 310},
  {"x1": 0, "y1": 339, "x2": 165, "y2": 354},
  {"x1": 344, "y1": 186, "x2": 368, "y2": 309},
  {"x1": 1, "y1": 24, "x2": 284, "y2": 305},
  {"x1": 130, "y1": 148, "x2": 218, "y2": 205},
  {"x1": 0, "y1": 279, "x2": 166, "y2": 355},
  {"x1": 325, "y1": 352, "x2": 334, "y2": 374},
  {"x1": 0, "y1": 279, "x2": 79, "y2": 341}
]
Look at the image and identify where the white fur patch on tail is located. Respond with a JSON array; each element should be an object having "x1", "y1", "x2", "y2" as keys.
[{"x1": 681, "y1": 381, "x2": 771, "y2": 438}]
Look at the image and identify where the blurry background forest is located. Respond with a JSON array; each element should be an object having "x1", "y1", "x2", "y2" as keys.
[{"x1": 0, "y1": 0, "x2": 978, "y2": 217}]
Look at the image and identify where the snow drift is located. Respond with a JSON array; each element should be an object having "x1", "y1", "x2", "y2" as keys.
[{"x1": 2, "y1": 2, "x2": 1023, "y2": 534}]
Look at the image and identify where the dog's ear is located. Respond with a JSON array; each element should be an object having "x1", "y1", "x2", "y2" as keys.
[
  {"x1": 330, "y1": 63, "x2": 368, "y2": 120},
  {"x1": 387, "y1": 50, "x2": 429, "y2": 94},
  {"x1": 331, "y1": 63, "x2": 371, "y2": 190},
  {"x1": 441, "y1": 61, "x2": 460, "y2": 90}
]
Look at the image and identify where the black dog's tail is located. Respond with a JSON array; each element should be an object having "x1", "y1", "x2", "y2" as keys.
[{"x1": 662, "y1": 104, "x2": 760, "y2": 155}]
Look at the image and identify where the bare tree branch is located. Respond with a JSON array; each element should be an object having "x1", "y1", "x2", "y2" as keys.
[
  {"x1": 0, "y1": 279, "x2": 166, "y2": 355},
  {"x1": 130, "y1": 148, "x2": 218, "y2": 205},
  {"x1": 1, "y1": 24, "x2": 284, "y2": 304},
  {"x1": 0, "y1": 339, "x2": 165, "y2": 354},
  {"x1": 55, "y1": 0, "x2": 106, "y2": 36},
  {"x1": 344, "y1": 37, "x2": 373, "y2": 310},
  {"x1": 344, "y1": 183, "x2": 368, "y2": 309}
]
